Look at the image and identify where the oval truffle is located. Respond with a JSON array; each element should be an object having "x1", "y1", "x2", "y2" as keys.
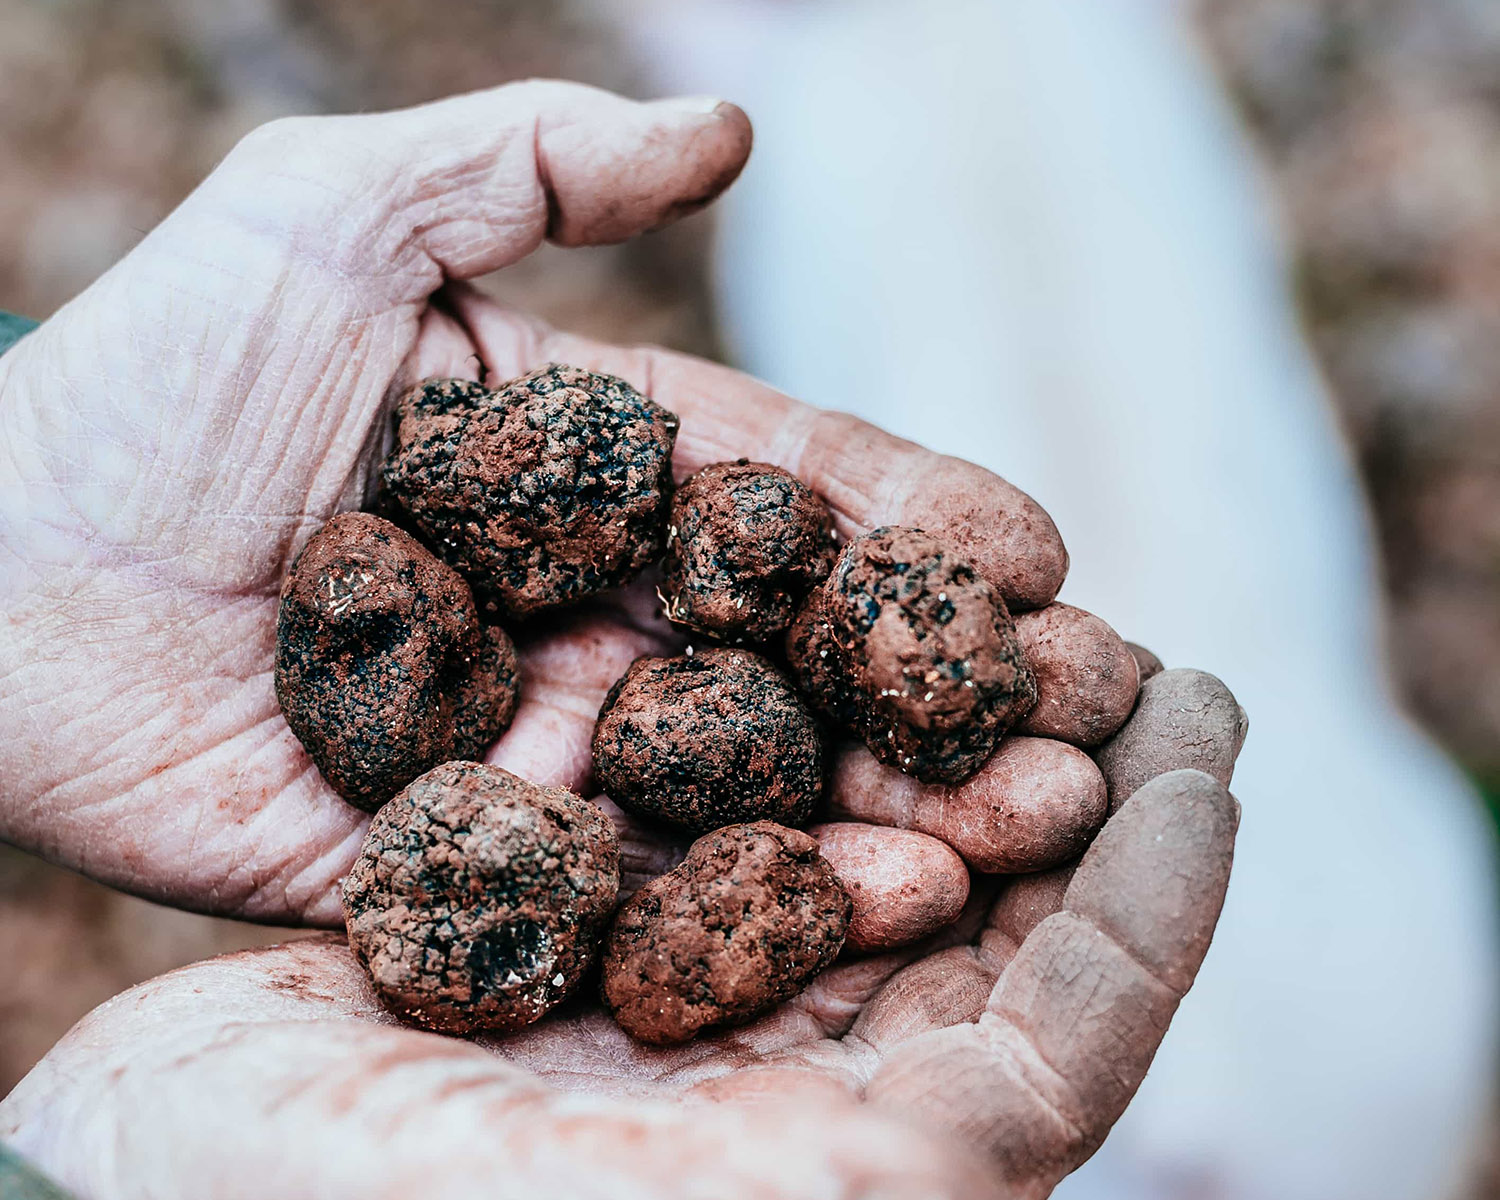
[
  {"x1": 1013, "y1": 603, "x2": 1139, "y2": 747},
  {"x1": 786, "y1": 527, "x2": 1036, "y2": 784},
  {"x1": 601, "y1": 822, "x2": 850, "y2": 1043},
  {"x1": 661, "y1": 459, "x2": 837, "y2": 642},
  {"x1": 343, "y1": 762, "x2": 620, "y2": 1034},
  {"x1": 592, "y1": 648, "x2": 826, "y2": 834},
  {"x1": 381, "y1": 365, "x2": 679, "y2": 618},
  {"x1": 274, "y1": 511, "x2": 518, "y2": 810}
]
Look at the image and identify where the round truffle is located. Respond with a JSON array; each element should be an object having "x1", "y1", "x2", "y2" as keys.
[
  {"x1": 600, "y1": 821, "x2": 850, "y2": 1043},
  {"x1": 275, "y1": 512, "x2": 519, "y2": 810},
  {"x1": 342, "y1": 761, "x2": 620, "y2": 1034},
  {"x1": 593, "y1": 648, "x2": 826, "y2": 834},
  {"x1": 380, "y1": 365, "x2": 679, "y2": 619},
  {"x1": 786, "y1": 526, "x2": 1036, "y2": 784},
  {"x1": 661, "y1": 460, "x2": 837, "y2": 642}
]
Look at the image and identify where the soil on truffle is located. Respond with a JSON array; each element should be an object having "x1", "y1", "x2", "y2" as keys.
[
  {"x1": 274, "y1": 512, "x2": 519, "y2": 811},
  {"x1": 343, "y1": 762, "x2": 620, "y2": 1034},
  {"x1": 786, "y1": 526, "x2": 1036, "y2": 784},
  {"x1": 661, "y1": 459, "x2": 837, "y2": 643},
  {"x1": 592, "y1": 648, "x2": 826, "y2": 834},
  {"x1": 380, "y1": 365, "x2": 679, "y2": 620},
  {"x1": 600, "y1": 821, "x2": 849, "y2": 1044}
]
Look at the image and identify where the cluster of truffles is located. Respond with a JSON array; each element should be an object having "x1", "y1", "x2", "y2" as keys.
[{"x1": 274, "y1": 363, "x2": 1165, "y2": 1046}]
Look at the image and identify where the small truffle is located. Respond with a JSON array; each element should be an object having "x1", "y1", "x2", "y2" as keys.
[
  {"x1": 661, "y1": 460, "x2": 837, "y2": 642},
  {"x1": 786, "y1": 527, "x2": 1036, "y2": 784},
  {"x1": 601, "y1": 822, "x2": 849, "y2": 1043},
  {"x1": 343, "y1": 762, "x2": 620, "y2": 1034},
  {"x1": 381, "y1": 365, "x2": 679, "y2": 619},
  {"x1": 275, "y1": 512, "x2": 518, "y2": 810},
  {"x1": 592, "y1": 648, "x2": 825, "y2": 834}
]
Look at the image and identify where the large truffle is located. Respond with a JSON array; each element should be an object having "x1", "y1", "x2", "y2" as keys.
[
  {"x1": 592, "y1": 648, "x2": 825, "y2": 834},
  {"x1": 343, "y1": 762, "x2": 620, "y2": 1034},
  {"x1": 275, "y1": 512, "x2": 518, "y2": 810},
  {"x1": 600, "y1": 822, "x2": 849, "y2": 1043},
  {"x1": 381, "y1": 365, "x2": 679, "y2": 619},
  {"x1": 786, "y1": 526, "x2": 1035, "y2": 784},
  {"x1": 661, "y1": 460, "x2": 837, "y2": 642}
]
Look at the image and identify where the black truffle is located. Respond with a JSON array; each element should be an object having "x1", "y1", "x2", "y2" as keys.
[
  {"x1": 592, "y1": 648, "x2": 826, "y2": 834},
  {"x1": 380, "y1": 365, "x2": 679, "y2": 619},
  {"x1": 343, "y1": 762, "x2": 620, "y2": 1034},
  {"x1": 274, "y1": 512, "x2": 518, "y2": 810},
  {"x1": 600, "y1": 821, "x2": 849, "y2": 1044},
  {"x1": 786, "y1": 526, "x2": 1035, "y2": 784},
  {"x1": 661, "y1": 459, "x2": 837, "y2": 642}
]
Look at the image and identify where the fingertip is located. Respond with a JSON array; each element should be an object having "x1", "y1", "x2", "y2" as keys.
[
  {"x1": 810, "y1": 822, "x2": 969, "y2": 952},
  {"x1": 1064, "y1": 768, "x2": 1237, "y2": 995},
  {"x1": 544, "y1": 94, "x2": 753, "y2": 247}
]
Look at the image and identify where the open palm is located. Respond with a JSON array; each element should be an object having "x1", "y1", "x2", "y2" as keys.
[{"x1": 0, "y1": 83, "x2": 1239, "y2": 1198}]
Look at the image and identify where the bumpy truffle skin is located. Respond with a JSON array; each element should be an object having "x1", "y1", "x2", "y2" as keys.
[
  {"x1": 601, "y1": 822, "x2": 849, "y2": 1043},
  {"x1": 786, "y1": 527, "x2": 1036, "y2": 784},
  {"x1": 275, "y1": 512, "x2": 519, "y2": 811},
  {"x1": 381, "y1": 365, "x2": 680, "y2": 619},
  {"x1": 661, "y1": 460, "x2": 837, "y2": 642},
  {"x1": 593, "y1": 649, "x2": 826, "y2": 834},
  {"x1": 343, "y1": 762, "x2": 620, "y2": 1034}
]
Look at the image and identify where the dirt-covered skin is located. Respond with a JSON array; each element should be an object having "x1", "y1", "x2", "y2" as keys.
[
  {"x1": 342, "y1": 762, "x2": 619, "y2": 1035},
  {"x1": 786, "y1": 527, "x2": 1036, "y2": 784},
  {"x1": 661, "y1": 460, "x2": 837, "y2": 643},
  {"x1": 592, "y1": 649, "x2": 826, "y2": 834},
  {"x1": 1014, "y1": 603, "x2": 1139, "y2": 747},
  {"x1": 810, "y1": 823, "x2": 970, "y2": 952},
  {"x1": 1093, "y1": 668, "x2": 1248, "y2": 813},
  {"x1": 381, "y1": 365, "x2": 679, "y2": 619},
  {"x1": 1125, "y1": 641, "x2": 1165, "y2": 684},
  {"x1": 274, "y1": 512, "x2": 519, "y2": 811},
  {"x1": 601, "y1": 822, "x2": 850, "y2": 1044}
]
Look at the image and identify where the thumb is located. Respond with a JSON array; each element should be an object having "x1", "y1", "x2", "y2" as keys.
[{"x1": 164, "y1": 80, "x2": 752, "y2": 296}]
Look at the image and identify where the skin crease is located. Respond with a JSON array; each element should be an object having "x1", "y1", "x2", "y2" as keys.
[{"x1": 0, "y1": 82, "x2": 1237, "y2": 1197}]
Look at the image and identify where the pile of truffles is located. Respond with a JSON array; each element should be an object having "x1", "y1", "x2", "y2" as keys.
[{"x1": 273, "y1": 363, "x2": 1233, "y2": 1046}]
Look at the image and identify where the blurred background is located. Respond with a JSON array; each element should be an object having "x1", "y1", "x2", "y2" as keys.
[{"x1": 2, "y1": 1, "x2": 1498, "y2": 1197}]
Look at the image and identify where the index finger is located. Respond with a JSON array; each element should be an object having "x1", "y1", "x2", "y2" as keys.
[{"x1": 445, "y1": 287, "x2": 1068, "y2": 610}]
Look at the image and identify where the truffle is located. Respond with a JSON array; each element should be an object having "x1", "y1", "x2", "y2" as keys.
[
  {"x1": 593, "y1": 648, "x2": 826, "y2": 834},
  {"x1": 380, "y1": 365, "x2": 679, "y2": 619},
  {"x1": 275, "y1": 512, "x2": 518, "y2": 810},
  {"x1": 600, "y1": 821, "x2": 849, "y2": 1043},
  {"x1": 661, "y1": 460, "x2": 837, "y2": 642},
  {"x1": 786, "y1": 526, "x2": 1035, "y2": 784},
  {"x1": 343, "y1": 761, "x2": 620, "y2": 1034}
]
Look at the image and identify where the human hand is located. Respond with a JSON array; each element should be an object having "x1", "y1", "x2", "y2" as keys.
[
  {"x1": 0, "y1": 79, "x2": 1069, "y2": 924},
  {"x1": 2, "y1": 767, "x2": 1236, "y2": 1198},
  {"x1": 0, "y1": 82, "x2": 1241, "y2": 1196}
]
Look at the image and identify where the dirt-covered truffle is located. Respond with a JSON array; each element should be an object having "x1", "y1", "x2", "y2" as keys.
[
  {"x1": 786, "y1": 526, "x2": 1036, "y2": 784},
  {"x1": 343, "y1": 761, "x2": 620, "y2": 1034},
  {"x1": 275, "y1": 512, "x2": 519, "y2": 810},
  {"x1": 380, "y1": 365, "x2": 679, "y2": 619},
  {"x1": 661, "y1": 460, "x2": 837, "y2": 642},
  {"x1": 600, "y1": 821, "x2": 849, "y2": 1043},
  {"x1": 593, "y1": 649, "x2": 825, "y2": 833}
]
